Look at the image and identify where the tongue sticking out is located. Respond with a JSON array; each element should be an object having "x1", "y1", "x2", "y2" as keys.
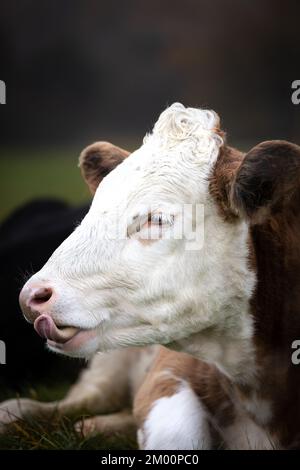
[{"x1": 34, "y1": 314, "x2": 78, "y2": 344}]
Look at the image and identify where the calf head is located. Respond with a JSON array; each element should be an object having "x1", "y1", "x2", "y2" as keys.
[{"x1": 19, "y1": 104, "x2": 300, "y2": 381}]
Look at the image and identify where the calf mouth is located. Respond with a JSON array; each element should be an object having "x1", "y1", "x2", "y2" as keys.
[{"x1": 34, "y1": 314, "x2": 98, "y2": 353}]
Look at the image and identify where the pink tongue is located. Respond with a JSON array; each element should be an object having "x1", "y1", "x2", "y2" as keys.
[{"x1": 34, "y1": 314, "x2": 78, "y2": 344}]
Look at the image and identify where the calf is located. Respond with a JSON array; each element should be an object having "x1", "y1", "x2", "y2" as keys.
[{"x1": 14, "y1": 104, "x2": 300, "y2": 448}]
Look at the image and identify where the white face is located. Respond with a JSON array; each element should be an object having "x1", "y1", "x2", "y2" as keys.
[{"x1": 20, "y1": 104, "x2": 254, "y2": 365}]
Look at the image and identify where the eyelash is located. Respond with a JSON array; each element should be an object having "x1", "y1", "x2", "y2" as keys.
[
  {"x1": 148, "y1": 212, "x2": 174, "y2": 227},
  {"x1": 127, "y1": 212, "x2": 174, "y2": 237}
]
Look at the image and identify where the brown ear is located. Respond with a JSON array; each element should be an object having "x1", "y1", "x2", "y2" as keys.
[
  {"x1": 231, "y1": 140, "x2": 300, "y2": 224},
  {"x1": 79, "y1": 141, "x2": 130, "y2": 194},
  {"x1": 209, "y1": 145, "x2": 244, "y2": 222}
]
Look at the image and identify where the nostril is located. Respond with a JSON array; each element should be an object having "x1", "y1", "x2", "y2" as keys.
[{"x1": 31, "y1": 287, "x2": 53, "y2": 305}]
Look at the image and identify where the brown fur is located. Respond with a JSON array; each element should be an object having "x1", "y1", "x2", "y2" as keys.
[
  {"x1": 79, "y1": 141, "x2": 129, "y2": 194},
  {"x1": 134, "y1": 347, "x2": 236, "y2": 446},
  {"x1": 209, "y1": 144, "x2": 244, "y2": 222},
  {"x1": 213, "y1": 140, "x2": 300, "y2": 447},
  {"x1": 232, "y1": 140, "x2": 300, "y2": 222}
]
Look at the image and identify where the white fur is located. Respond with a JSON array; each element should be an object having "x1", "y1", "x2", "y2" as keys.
[
  {"x1": 0, "y1": 347, "x2": 157, "y2": 435},
  {"x1": 243, "y1": 393, "x2": 272, "y2": 426},
  {"x1": 139, "y1": 380, "x2": 212, "y2": 450},
  {"x1": 23, "y1": 103, "x2": 255, "y2": 380}
]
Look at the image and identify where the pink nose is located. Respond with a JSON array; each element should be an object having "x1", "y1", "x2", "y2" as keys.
[{"x1": 19, "y1": 284, "x2": 54, "y2": 323}]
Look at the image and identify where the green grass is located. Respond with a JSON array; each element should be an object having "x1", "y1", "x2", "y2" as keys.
[
  {"x1": 0, "y1": 381, "x2": 137, "y2": 450},
  {"x1": 0, "y1": 416, "x2": 137, "y2": 450},
  {"x1": 0, "y1": 148, "x2": 91, "y2": 221}
]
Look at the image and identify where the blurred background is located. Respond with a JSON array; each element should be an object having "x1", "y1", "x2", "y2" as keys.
[{"x1": 1, "y1": 0, "x2": 300, "y2": 220}]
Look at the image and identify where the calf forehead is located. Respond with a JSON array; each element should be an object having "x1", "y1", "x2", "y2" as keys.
[
  {"x1": 92, "y1": 146, "x2": 196, "y2": 211},
  {"x1": 92, "y1": 106, "x2": 223, "y2": 212}
]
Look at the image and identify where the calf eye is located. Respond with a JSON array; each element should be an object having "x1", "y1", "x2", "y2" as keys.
[
  {"x1": 127, "y1": 212, "x2": 174, "y2": 239},
  {"x1": 149, "y1": 212, "x2": 163, "y2": 226},
  {"x1": 149, "y1": 212, "x2": 174, "y2": 227}
]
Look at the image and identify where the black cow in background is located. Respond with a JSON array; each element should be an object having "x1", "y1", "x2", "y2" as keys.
[{"x1": 0, "y1": 199, "x2": 89, "y2": 390}]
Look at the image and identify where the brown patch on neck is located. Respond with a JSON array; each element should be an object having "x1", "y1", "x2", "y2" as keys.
[
  {"x1": 243, "y1": 191, "x2": 300, "y2": 446},
  {"x1": 209, "y1": 145, "x2": 244, "y2": 222},
  {"x1": 208, "y1": 144, "x2": 298, "y2": 439},
  {"x1": 134, "y1": 347, "x2": 236, "y2": 438},
  {"x1": 251, "y1": 203, "x2": 300, "y2": 348}
]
